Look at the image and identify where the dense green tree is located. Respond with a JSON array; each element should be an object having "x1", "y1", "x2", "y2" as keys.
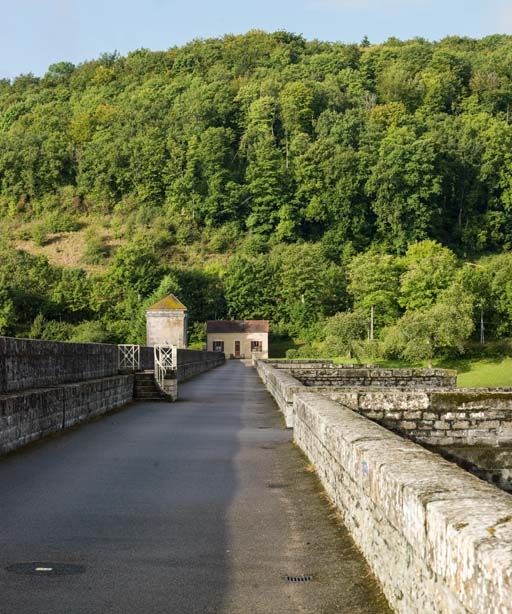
[
  {"x1": 366, "y1": 125, "x2": 442, "y2": 250},
  {"x1": 399, "y1": 240, "x2": 458, "y2": 311},
  {"x1": 322, "y1": 311, "x2": 368, "y2": 358},
  {"x1": 224, "y1": 254, "x2": 277, "y2": 320},
  {"x1": 347, "y1": 250, "x2": 402, "y2": 328},
  {"x1": 274, "y1": 243, "x2": 346, "y2": 334},
  {"x1": 383, "y1": 300, "x2": 474, "y2": 365}
]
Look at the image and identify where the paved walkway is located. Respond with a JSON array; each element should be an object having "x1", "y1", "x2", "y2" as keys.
[{"x1": 0, "y1": 361, "x2": 390, "y2": 613}]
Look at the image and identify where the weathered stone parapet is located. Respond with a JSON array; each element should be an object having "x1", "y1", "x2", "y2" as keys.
[
  {"x1": 319, "y1": 387, "x2": 512, "y2": 446},
  {"x1": 261, "y1": 360, "x2": 457, "y2": 388},
  {"x1": 0, "y1": 339, "x2": 226, "y2": 455},
  {"x1": 293, "y1": 391, "x2": 512, "y2": 614},
  {"x1": 176, "y1": 349, "x2": 225, "y2": 381},
  {"x1": 290, "y1": 366, "x2": 456, "y2": 388},
  {"x1": 264, "y1": 359, "x2": 336, "y2": 369},
  {"x1": 0, "y1": 375, "x2": 133, "y2": 456},
  {"x1": 0, "y1": 336, "x2": 119, "y2": 393},
  {"x1": 256, "y1": 360, "x2": 304, "y2": 427}
]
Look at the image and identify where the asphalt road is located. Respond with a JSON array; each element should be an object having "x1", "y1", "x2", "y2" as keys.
[{"x1": 0, "y1": 361, "x2": 390, "y2": 614}]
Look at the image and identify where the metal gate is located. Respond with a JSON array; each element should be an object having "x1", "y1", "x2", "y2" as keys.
[
  {"x1": 118, "y1": 345, "x2": 141, "y2": 371},
  {"x1": 154, "y1": 345, "x2": 177, "y2": 392}
]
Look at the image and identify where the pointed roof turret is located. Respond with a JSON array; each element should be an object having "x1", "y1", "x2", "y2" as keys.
[{"x1": 146, "y1": 294, "x2": 187, "y2": 311}]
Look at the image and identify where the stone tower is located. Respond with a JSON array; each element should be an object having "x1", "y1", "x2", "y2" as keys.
[{"x1": 145, "y1": 294, "x2": 188, "y2": 348}]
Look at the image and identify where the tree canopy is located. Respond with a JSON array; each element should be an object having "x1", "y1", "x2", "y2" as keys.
[{"x1": 1, "y1": 32, "x2": 512, "y2": 356}]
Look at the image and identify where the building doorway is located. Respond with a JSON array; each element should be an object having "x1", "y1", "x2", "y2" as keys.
[{"x1": 234, "y1": 340, "x2": 241, "y2": 358}]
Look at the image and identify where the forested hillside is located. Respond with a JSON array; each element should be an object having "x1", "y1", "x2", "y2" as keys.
[{"x1": 1, "y1": 31, "x2": 512, "y2": 359}]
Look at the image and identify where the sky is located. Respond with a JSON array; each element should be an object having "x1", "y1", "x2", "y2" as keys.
[{"x1": 1, "y1": 0, "x2": 511, "y2": 79}]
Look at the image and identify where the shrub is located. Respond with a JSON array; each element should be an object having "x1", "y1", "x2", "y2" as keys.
[
  {"x1": 31, "y1": 223, "x2": 48, "y2": 246},
  {"x1": 382, "y1": 301, "x2": 475, "y2": 366},
  {"x1": 68, "y1": 321, "x2": 111, "y2": 343},
  {"x1": 82, "y1": 230, "x2": 108, "y2": 264},
  {"x1": 208, "y1": 223, "x2": 241, "y2": 253},
  {"x1": 43, "y1": 211, "x2": 81, "y2": 233}
]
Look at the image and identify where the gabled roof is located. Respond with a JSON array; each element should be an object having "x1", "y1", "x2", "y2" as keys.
[
  {"x1": 206, "y1": 320, "x2": 269, "y2": 334},
  {"x1": 147, "y1": 294, "x2": 187, "y2": 311}
]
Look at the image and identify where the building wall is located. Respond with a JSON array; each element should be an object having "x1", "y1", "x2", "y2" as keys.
[
  {"x1": 146, "y1": 310, "x2": 188, "y2": 348},
  {"x1": 207, "y1": 332, "x2": 268, "y2": 358}
]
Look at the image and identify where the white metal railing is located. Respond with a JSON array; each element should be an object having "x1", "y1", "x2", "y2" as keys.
[
  {"x1": 154, "y1": 345, "x2": 177, "y2": 393},
  {"x1": 118, "y1": 345, "x2": 140, "y2": 371}
]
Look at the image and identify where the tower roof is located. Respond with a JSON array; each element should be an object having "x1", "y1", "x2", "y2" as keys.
[{"x1": 146, "y1": 294, "x2": 187, "y2": 311}]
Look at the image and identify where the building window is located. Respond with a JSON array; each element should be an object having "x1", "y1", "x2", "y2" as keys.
[
  {"x1": 251, "y1": 341, "x2": 263, "y2": 352},
  {"x1": 213, "y1": 341, "x2": 224, "y2": 352}
]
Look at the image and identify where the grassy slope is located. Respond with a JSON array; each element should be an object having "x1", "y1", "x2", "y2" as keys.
[{"x1": 332, "y1": 356, "x2": 512, "y2": 388}]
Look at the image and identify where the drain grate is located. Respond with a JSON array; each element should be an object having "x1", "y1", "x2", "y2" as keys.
[
  {"x1": 6, "y1": 562, "x2": 86, "y2": 576},
  {"x1": 267, "y1": 482, "x2": 289, "y2": 489},
  {"x1": 285, "y1": 574, "x2": 313, "y2": 583}
]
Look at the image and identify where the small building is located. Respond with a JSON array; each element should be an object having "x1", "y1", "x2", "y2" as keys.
[
  {"x1": 206, "y1": 320, "x2": 269, "y2": 359},
  {"x1": 146, "y1": 294, "x2": 188, "y2": 348}
]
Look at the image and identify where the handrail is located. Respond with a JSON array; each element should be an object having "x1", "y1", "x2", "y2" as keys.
[{"x1": 154, "y1": 345, "x2": 177, "y2": 394}]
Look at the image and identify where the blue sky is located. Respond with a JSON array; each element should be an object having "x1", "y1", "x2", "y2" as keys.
[{"x1": 1, "y1": 0, "x2": 511, "y2": 79}]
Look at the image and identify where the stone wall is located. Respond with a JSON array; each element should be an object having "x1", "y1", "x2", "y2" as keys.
[
  {"x1": 257, "y1": 360, "x2": 512, "y2": 612},
  {"x1": 259, "y1": 360, "x2": 512, "y2": 446},
  {"x1": 138, "y1": 347, "x2": 225, "y2": 377},
  {"x1": 293, "y1": 391, "x2": 512, "y2": 614},
  {"x1": 0, "y1": 338, "x2": 224, "y2": 457},
  {"x1": 256, "y1": 360, "x2": 303, "y2": 427},
  {"x1": 176, "y1": 349, "x2": 225, "y2": 381},
  {"x1": 437, "y1": 445, "x2": 512, "y2": 493},
  {"x1": 0, "y1": 336, "x2": 119, "y2": 393},
  {"x1": 280, "y1": 364, "x2": 456, "y2": 388},
  {"x1": 0, "y1": 375, "x2": 133, "y2": 456},
  {"x1": 320, "y1": 388, "x2": 512, "y2": 446}
]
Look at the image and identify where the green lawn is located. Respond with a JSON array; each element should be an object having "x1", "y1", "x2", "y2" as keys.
[
  {"x1": 332, "y1": 355, "x2": 512, "y2": 388},
  {"x1": 450, "y1": 357, "x2": 512, "y2": 388}
]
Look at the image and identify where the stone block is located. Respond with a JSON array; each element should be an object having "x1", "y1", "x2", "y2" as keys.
[{"x1": 399, "y1": 421, "x2": 417, "y2": 431}]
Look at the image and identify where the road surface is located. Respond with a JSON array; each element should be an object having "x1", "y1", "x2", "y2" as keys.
[{"x1": 0, "y1": 360, "x2": 390, "y2": 613}]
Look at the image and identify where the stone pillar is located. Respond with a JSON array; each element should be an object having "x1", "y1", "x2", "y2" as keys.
[
  {"x1": 161, "y1": 372, "x2": 178, "y2": 401},
  {"x1": 145, "y1": 295, "x2": 188, "y2": 348}
]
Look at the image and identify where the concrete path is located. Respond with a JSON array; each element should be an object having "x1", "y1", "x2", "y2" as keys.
[{"x1": 0, "y1": 361, "x2": 390, "y2": 613}]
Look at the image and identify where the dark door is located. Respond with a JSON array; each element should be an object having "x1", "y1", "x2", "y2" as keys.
[{"x1": 234, "y1": 341, "x2": 241, "y2": 358}]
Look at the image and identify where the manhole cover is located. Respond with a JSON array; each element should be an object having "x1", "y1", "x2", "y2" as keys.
[
  {"x1": 5, "y1": 562, "x2": 86, "y2": 576},
  {"x1": 285, "y1": 575, "x2": 313, "y2": 583}
]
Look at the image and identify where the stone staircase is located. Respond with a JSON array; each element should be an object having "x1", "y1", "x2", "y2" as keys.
[{"x1": 134, "y1": 371, "x2": 168, "y2": 401}]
